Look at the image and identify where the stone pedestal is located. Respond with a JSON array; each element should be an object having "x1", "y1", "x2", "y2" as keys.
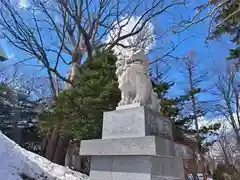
[{"x1": 80, "y1": 106, "x2": 186, "y2": 180}]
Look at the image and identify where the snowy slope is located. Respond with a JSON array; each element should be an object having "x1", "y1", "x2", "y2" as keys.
[
  {"x1": 0, "y1": 131, "x2": 214, "y2": 180},
  {"x1": 0, "y1": 132, "x2": 89, "y2": 180}
]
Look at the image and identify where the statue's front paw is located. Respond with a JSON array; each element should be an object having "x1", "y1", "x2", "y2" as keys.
[
  {"x1": 118, "y1": 100, "x2": 124, "y2": 106},
  {"x1": 119, "y1": 99, "x2": 129, "y2": 106},
  {"x1": 132, "y1": 97, "x2": 141, "y2": 103}
]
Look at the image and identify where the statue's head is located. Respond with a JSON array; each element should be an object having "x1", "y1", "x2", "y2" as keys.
[
  {"x1": 125, "y1": 49, "x2": 147, "y2": 65},
  {"x1": 131, "y1": 49, "x2": 147, "y2": 62}
]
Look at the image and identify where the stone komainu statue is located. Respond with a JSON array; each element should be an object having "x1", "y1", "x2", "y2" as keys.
[{"x1": 115, "y1": 49, "x2": 160, "y2": 112}]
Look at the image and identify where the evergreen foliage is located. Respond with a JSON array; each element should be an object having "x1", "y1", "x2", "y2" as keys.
[
  {"x1": 153, "y1": 82, "x2": 221, "y2": 153},
  {"x1": 0, "y1": 83, "x2": 41, "y2": 153},
  {"x1": 40, "y1": 50, "x2": 220, "y2": 154},
  {"x1": 210, "y1": 1, "x2": 240, "y2": 61},
  {"x1": 40, "y1": 50, "x2": 121, "y2": 140}
]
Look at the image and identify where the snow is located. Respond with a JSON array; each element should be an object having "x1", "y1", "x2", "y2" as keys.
[
  {"x1": 0, "y1": 132, "x2": 89, "y2": 180},
  {"x1": 0, "y1": 131, "x2": 215, "y2": 180}
]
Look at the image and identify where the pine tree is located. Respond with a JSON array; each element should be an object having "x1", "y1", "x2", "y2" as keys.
[
  {"x1": 153, "y1": 82, "x2": 220, "y2": 154},
  {"x1": 0, "y1": 83, "x2": 41, "y2": 153},
  {"x1": 211, "y1": 1, "x2": 240, "y2": 62},
  {"x1": 40, "y1": 50, "x2": 220, "y2": 168},
  {"x1": 40, "y1": 50, "x2": 120, "y2": 140},
  {"x1": 38, "y1": 50, "x2": 121, "y2": 166}
]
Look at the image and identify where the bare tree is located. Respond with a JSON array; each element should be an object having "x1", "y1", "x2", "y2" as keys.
[
  {"x1": 180, "y1": 50, "x2": 209, "y2": 147},
  {"x1": 0, "y1": 63, "x2": 47, "y2": 147},
  {"x1": 179, "y1": 50, "x2": 212, "y2": 178},
  {"x1": 0, "y1": 0, "x2": 196, "y2": 167},
  {"x1": 0, "y1": 0, "x2": 189, "y2": 89},
  {"x1": 216, "y1": 121, "x2": 236, "y2": 165},
  {"x1": 0, "y1": 1, "x2": 68, "y2": 100},
  {"x1": 213, "y1": 66, "x2": 240, "y2": 150},
  {"x1": 176, "y1": 0, "x2": 237, "y2": 33},
  {"x1": 0, "y1": 61, "x2": 54, "y2": 104}
]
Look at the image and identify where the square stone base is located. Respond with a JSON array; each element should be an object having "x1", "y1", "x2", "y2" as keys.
[
  {"x1": 80, "y1": 136, "x2": 193, "y2": 159},
  {"x1": 80, "y1": 136, "x2": 174, "y2": 156},
  {"x1": 102, "y1": 106, "x2": 172, "y2": 140},
  {"x1": 90, "y1": 155, "x2": 185, "y2": 180}
]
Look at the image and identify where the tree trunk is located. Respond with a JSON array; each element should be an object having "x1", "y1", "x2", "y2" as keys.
[
  {"x1": 64, "y1": 139, "x2": 90, "y2": 175},
  {"x1": 45, "y1": 126, "x2": 59, "y2": 161},
  {"x1": 65, "y1": 62, "x2": 80, "y2": 89},
  {"x1": 65, "y1": 139, "x2": 77, "y2": 169},
  {"x1": 40, "y1": 127, "x2": 54, "y2": 156},
  {"x1": 47, "y1": 69, "x2": 57, "y2": 101},
  {"x1": 52, "y1": 133, "x2": 71, "y2": 165}
]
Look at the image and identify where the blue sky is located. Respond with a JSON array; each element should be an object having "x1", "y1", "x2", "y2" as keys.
[
  {"x1": 0, "y1": 0, "x2": 235, "y2": 108},
  {"x1": 147, "y1": 1, "x2": 235, "y2": 99}
]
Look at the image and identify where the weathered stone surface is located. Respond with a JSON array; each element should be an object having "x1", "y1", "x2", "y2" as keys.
[
  {"x1": 174, "y1": 143, "x2": 193, "y2": 159},
  {"x1": 115, "y1": 49, "x2": 161, "y2": 112},
  {"x1": 90, "y1": 155, "x2": 185, "y2": 180},
  {"x1": 102, "y1": 106, "x2": 172, "y2": 140},
  {"x1": 151, "y1": 156, "x2": 185, "y2": 180},
  {"x1": 80, "y1": 106, "x2": 186, "y2": 180},
  {"x1": 80, "y1": 136, "x2": 174, "y2": 156}
]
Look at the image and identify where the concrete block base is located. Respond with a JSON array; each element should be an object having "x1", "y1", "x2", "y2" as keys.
[
  {"x1": 80, "y1": 106, "x2": 189, "y2": 180},
  {"x1": 102, "y1": 106, "x2": 172, "y2": 140},
  {"x1": 80, "y1": 136, "x2": 174, "y2": 156},
  {"x1": 90, "y1": 155, "x2": 185, "y2": 180}
]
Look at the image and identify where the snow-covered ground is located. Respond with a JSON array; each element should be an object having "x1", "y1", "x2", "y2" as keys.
[
  {"x1": 0, "y1": 131, "x2": 214, "y2": 180},
  {"x1": 0, "y1": 132, "x2": 89, "y2": 180}
]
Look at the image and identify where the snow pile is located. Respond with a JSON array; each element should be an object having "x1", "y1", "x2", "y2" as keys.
[{"x1": 0, "y1": 132, "x2": 89, "y2": 180}]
